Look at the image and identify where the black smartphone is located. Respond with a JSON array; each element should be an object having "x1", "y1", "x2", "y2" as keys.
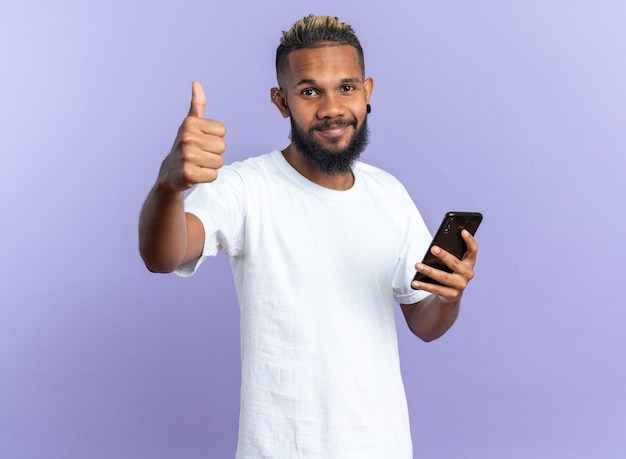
[{"x1": 411, "y1": 211, "x2": 483, "y2": 288}]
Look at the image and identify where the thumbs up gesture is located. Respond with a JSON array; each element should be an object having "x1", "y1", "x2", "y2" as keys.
[{"x1": 158, "y1": 82, "x2": 227, "y2": 191}]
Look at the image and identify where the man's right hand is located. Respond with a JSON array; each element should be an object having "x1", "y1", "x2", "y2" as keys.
[{"x1": 158, "y1": 81, "x2": 227, "y2": 191}]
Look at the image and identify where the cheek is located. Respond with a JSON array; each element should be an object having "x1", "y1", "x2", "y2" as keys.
[
  {"x1": 288, "y1": 107, "x2": 314, "y2": 128},
  {"x1": 288, "y1": 112, "x2": 310, "y2": 136},
  {"x1": 287, "y1": 98, "x2": 323, "y2": 120},
  {"x1": 353, "y1": 101, "x2": 369, "y2": 118}
]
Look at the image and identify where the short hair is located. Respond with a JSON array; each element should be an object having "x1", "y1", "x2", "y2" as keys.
[{"x1": 276, "y1": 15, "x2": 365, "y2": 78}]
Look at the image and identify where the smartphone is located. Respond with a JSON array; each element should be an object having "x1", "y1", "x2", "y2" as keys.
[{"x1": 411, "y1": 211, "x2": 483, "y2": 288}]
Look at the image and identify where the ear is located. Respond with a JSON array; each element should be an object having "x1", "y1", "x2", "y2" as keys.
[
  {"x1": 270, "y1": 87, "x2": 290, "y2": 118},
  {"x1": 364, "y1": 77, "x2": 374, "y2": 104}
]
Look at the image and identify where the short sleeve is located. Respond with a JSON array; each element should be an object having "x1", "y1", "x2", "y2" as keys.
[
  {"x1": 174, "y1": 167, "x2": 247, "y2": 277},
  {"x1": 392, "y1": 189, "x2": 432, "y2": 305}
]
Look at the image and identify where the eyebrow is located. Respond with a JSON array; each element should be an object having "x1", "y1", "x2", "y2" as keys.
[{"x1": 293, "y1": 77, "x2": 362, "y2": 88}]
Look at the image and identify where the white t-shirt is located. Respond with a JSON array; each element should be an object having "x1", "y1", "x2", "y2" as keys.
[{"x1": 177, "y1": 150, "x2": 432, "y2": 458}]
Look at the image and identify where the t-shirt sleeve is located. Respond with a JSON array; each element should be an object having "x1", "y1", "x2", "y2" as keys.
[
  {"x1": 392, "y1": 187, "x2": 432, "y2": 305},
  {"x1": 174, "y1": 167, "x2": 246, "y2": 277}
]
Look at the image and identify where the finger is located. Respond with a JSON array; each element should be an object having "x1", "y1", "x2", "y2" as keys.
[
  {"x1": 461, "y1": 229, "x2": 479, "y2": 262},
  {"x1": 433, "y1": 243, "x2": 475, "y2": 280},
  {"x1": 188, "y1": 81, "x2": 206, "y2": 118},
  {"x1": 183, "y1": 162, "x2": 220, "y2": 184},
  {"x1": 179, "y1": 117, "x2": 227, "y2": 140},
  {"x1": 429, "y1": 245, "x2": 463, "y2": 272},
  {"x1": 184, "y1": 149, "x2": 225, "y2": 170},
  {"x1": 419, "y1": 246, "x2": 473, "y2": 285},
  {"x1": 411, "y1": 278, "x2": 461, "y2": 302},
  {"x1": 195, "y1": 135, "x2": 227, "y2": 156},
  {"x1": 196, "y1": 118, "x2": 227, "y2": 138},
  {"x1": 414, "y1": 262, "x2": 457, "y2": 289},
  {"x1": 179, "y1": 126, "x2": 227, "y2": 155}
]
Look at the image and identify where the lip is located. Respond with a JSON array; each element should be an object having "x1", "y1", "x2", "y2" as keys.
[{"x1": 315, "y1": 124, "x2": 351, "y2": 138}]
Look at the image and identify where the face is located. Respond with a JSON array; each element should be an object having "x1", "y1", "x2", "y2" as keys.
[{"x1": 272, "y1": 45, "x2": 374, "y2": 174}]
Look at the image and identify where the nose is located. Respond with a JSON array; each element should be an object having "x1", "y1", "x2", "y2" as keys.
[{"x1": 317, "y1": 93, "x2": 345, "y2": 119}]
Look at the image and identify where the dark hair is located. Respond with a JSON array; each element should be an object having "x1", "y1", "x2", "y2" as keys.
[{"x1": 275, "y1": 15, "x2": 365, "y2": 77}]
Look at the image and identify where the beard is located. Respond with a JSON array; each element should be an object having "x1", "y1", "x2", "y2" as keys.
[{"x1": 289, "y1": 115, "x2": 370, "y2": 175}]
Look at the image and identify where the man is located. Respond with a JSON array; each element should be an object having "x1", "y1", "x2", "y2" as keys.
[{"x1": 139, "y1": 15, "x2": 478, "y2": 458}]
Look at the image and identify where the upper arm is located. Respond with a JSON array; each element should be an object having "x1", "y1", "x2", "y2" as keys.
[
  {"x1": 181, "y1": 212, "x2": 205, "y2": 267},
  {"x1": 400, "y1": 301, "x2": 420, "y2": 332}
]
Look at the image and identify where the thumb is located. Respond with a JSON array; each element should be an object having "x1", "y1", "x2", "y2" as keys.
[{"x1": 188, "y1": 81, "x2": 206, "y2": 118}]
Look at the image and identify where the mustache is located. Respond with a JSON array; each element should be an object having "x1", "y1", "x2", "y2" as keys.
[{"x1": 309, "y1": 117, "x2": 358, "y2": 133}]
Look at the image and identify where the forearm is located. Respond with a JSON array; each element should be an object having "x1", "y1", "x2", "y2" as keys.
[
  {"x1": 402, "y1": 294, "x2": 460, "y2": 342},
  {"x1": 138, "y1": 183, "x2": 189, "y2": 273}
]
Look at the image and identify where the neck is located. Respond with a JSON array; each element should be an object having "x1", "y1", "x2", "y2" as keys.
[{"x1": 282, "y1": 145, "x2": 354, "y2": 191}]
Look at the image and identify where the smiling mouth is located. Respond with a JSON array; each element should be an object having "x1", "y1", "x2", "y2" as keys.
[
  {"x1": 310, "y1": 118, "x2": 357, "y2": 135},
  {"x1": 317, "y1": 125, "x2": 348, "y2": 137}
]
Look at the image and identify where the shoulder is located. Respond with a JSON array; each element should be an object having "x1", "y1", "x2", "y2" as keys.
[
  {"x1": 353, "y1": 161, "x2": 410, "y2": 196},
  {"x1": 187, "y1": 152, "x2": 279, "y2": 201},
  {"x1": 222, "y1": 151, "x2": 281, "y2": 181}
]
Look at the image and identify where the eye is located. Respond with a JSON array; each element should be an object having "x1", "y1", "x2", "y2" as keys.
[
  {"x1": 301, "y1": 88, "x2": 318, "y2": 97},
  {"x1": 339, "y1": 85, "x2": 356, "y2": 92}
]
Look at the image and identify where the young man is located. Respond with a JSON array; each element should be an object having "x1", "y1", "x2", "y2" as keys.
[{"x1": 139, "y1": 15, "x2": 478, "y2": 458}]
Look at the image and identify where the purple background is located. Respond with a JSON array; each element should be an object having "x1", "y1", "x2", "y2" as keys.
[{"x1": 1, "y1": 1, "x2": 625, "y2": 457}]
